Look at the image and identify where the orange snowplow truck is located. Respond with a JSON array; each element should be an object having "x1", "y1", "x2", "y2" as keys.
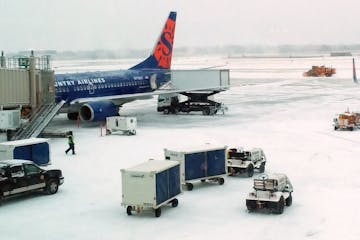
[{"x1": 303, "y1": 65, "x2": 336, "y2": 77}]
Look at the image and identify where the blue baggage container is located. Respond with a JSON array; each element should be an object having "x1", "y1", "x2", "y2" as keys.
[
  {"x1": 164, "y1": 145, "x2": 227, "y2": 190},
  {"x1": 0, "y1": 138, "x2": 51, "y2": 165}
]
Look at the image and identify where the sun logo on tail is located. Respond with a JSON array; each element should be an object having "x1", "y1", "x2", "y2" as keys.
[{"x1": 153, "y1": 18, "x2": 176, "y2": 69}]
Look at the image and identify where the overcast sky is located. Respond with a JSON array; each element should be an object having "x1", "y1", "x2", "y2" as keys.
[{"x1": 1, "y1": 0, "x2": 360, "y2": 52}]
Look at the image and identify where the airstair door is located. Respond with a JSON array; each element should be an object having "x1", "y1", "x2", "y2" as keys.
[
  {"x1": 150, "y1": 74, "x2": 157, "y2": 90},
  {"x1": 88, "y1": 83, "x2": 95, "y2": 94},
  {"x1": 220, "y1": 70, "x2": 230, "y2": 89}
]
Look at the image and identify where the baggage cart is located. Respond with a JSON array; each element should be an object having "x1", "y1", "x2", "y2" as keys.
[
  {"x1": 106, "y1": 116, "x2": 137, "y2": 135},
  {"x1": 121, "y1": 160, "x2": 181, "y2": 217},
  {"x1": 164, "y1": 145, "x2": 227, "y2": 190}
]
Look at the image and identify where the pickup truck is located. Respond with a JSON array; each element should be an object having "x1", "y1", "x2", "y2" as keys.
[{"x1": 0, "y1": 159, "x2": 64, "y2": 203}]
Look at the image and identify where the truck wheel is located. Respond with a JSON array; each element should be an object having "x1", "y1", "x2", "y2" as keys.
[
  {"x1": 126, "y1": 206, "x2": 132, "y2": 215},
  {"x1": 202, "y1": 108, "x2": 210, "y2": 115},
  {"x1": 259, "y1": 163, "x2": 265, "y2": 173},
  {"x1": 228, "y1": 167, "x2": 235, "y2": 176},
  {"x1": 247, "y1": 165, "x2": 254, "y2": 177},
  {"x1": 334, "y1": 126, "x2": 338, "y2": 130},
  {"x1": 274, "y1": 196, "x2": 285, "y2": 214},
  {"x1": 246, "y1": 200, "x2": 256, "y2": 211},
  {"x1": 155, "y1": 208, "x2": 162, "y2": 217},
  {"x1": 46, "y1": 179, "x2": 59, "y2": 195},
  {"x1": 171, "y1": 198, "x2": 178, "y2": 207},
  {"x1": 172, "y1": 108, "x2": 179, "y2": 114},
  {"x1": 186, "y1": 183, "x2": 193, "y2": 191},
  {"x1": 218, "y1": 178, "x2": 225, "y2": 185},
  {"x1": 67, "y1": 112, "x2": 79, "y2": 120},
  {"x1": 163, "y1": 109, "x2": 169, "y2": 115},
  {"x1": 286, "y1": 194, "x2": 292, "y2": 206}
]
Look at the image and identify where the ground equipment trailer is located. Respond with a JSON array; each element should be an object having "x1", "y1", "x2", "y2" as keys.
[
  {"x1": 246, "y1": 173, "x2": 293, "y2": 214},
  {"x1": 157, "y1": 92, "x2": 227, "y2": 115},
  {"x1": 227, "y1": 147, "x2": 266, "y2": 177},
  {"x1": 333, "y1": 111, "x2": 360, "y2": 131},
  {"x1": 157, "y1": 69, "x2": 230, "y2": 115},
  {"x1": 164, "y1": 145, "x2": 227, "y2": 191},
  {"x1": 106, "y1": 116, "x2": 137, "y2": 135},
  {"x1": 121, "y1": 160, "x2": 181, "y2": 217}
]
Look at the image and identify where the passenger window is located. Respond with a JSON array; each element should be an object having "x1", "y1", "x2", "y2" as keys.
[
  {"x1": 10, "y1": 165, "x2": 25, "y2": 178},
  {"x1": 24, "y1": 164, "x2": 41, "y2": 175}
]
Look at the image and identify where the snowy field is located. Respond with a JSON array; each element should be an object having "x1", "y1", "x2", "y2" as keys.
[{"x1": 1, "y1": 55, "x2": 360, "y2": 240}]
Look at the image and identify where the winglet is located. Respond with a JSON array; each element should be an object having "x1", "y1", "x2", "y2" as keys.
[
  {"x1": 130, "y1": 12, "x2": 177, "y2": 70},
  {"x1": 353, "y1": 58, "x2": 358, "y2": 83}
]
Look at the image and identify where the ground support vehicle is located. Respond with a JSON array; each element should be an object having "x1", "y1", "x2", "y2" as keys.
[
  {"x1": 303, "y1": 65, "x2": 336, "y2": 77},
  {"x1": 333, "y1": 111, "x2": 360, "y2": 131},
  {"x1": 164, "y1": 145, "x2": 227, "y2": 191},
  {"x1": 227, "y1": 148, "x2": 266, "y2": 177},
  {"x1": 106, "y1": 116, "x2": 137, "y2": 135},
  {"x1": 0, "y1": 159, "x2": 64, "y2": 203},
  {"x1": 157, "y1": 92, "x2": 227, "y2": 115},
  {"x1": 0, "y1": 138, "x2": 50, "y2": 165},
  {"x1": 121, "y1": 160, "x2": 181, "y2": 217},
  {"x1": 246, "y1": 173, "x2": 293, "y2": 214}
]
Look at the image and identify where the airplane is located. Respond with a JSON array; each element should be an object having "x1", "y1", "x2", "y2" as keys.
[{"x1": 55, "y1": 12, "x2": 177, "y2": 122}]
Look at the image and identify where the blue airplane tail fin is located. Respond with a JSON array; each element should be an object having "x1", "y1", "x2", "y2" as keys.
[{"x1": 130, "y1": 11, "x2": 177, "y2": 70}]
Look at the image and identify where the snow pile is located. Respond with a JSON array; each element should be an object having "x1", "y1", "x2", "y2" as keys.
[{"x1": 1, "y1": 56, "x2": 360, "y2": 240}]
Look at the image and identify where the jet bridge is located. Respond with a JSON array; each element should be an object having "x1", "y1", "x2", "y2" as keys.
[{"x1": 0, "y1": 51, "x2": 60, "y2": 140}]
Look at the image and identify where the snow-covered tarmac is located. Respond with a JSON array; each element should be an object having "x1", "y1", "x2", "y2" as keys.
[{"x1": 1, "y1": 56, "x2": 360, "y2": 240}]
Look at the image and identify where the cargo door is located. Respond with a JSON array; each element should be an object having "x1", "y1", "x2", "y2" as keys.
[
  {"x1": 32, "y1": 142, "x2": 49, "y2": 165},
  {"x1": 168, "y1": 165, "x2": 181, "y2": 198},
  {"x1": 13, "y1": 145, "x2": 32, "y2": 160},
  {"x1": 220, "y1": 70, "x2": 230, "y2": 89},
  {"x1": 184, "y1": 152, "x2": 206, "y2": 180},
  {"x1": 155, "y1": 170, "x2": 169, "y2": 205},
  {"x1": 206, "y1": 149, "x2": 226, "y2": 176}
]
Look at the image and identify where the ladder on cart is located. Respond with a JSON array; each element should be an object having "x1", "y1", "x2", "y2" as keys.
[{"x1": 12, "y1": 100, "x2": 66, "y2": 140}]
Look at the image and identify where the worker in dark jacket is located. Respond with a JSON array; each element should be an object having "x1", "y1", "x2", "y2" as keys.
[{"x1": 65, "y1": 131, "x2": 75, "y2": 155}]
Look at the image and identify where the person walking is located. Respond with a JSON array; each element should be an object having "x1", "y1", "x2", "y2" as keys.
[{"x1": 65, "y1": 131, "x2": 75, "y2": 155}]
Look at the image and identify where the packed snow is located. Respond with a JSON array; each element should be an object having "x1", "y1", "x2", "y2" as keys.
[{"x1": 1, "y1": 56, "x2": 360, "y2": 240}]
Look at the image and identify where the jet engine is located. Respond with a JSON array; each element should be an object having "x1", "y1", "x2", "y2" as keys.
[{"x1": 79, "y1": 101, "x2": 118, "y2": 122}]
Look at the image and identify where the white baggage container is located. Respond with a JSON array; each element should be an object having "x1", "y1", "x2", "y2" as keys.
[
  {"x1": 121, "y1": 160, "x2": 181, "y2": 217},
  {"x1": 0, "y1": 110, "x2": 20, "y2": 130},
  {"x1": 106, "y1": 116, "x2": 137, "y2": 135}
]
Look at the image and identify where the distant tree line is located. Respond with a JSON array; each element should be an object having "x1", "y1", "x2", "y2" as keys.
[{"x1": 4, "y1": 44, "x2": 360, "y2": 59}]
